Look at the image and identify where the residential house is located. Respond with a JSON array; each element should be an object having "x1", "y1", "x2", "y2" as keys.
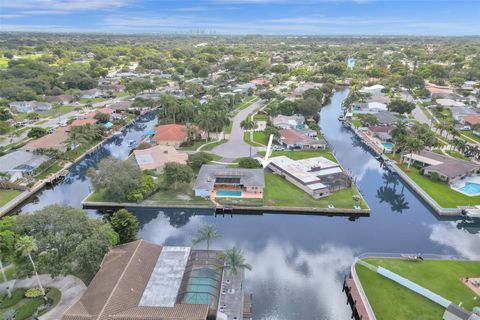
[
  {"x1": 0, "y1": 150, "x2": 50, "y2": 181},
  {"x1": 426, "y1": 83, "x2": 454, "y2": 98},
  {"x1": 271, "y1": 115, "x2": 305, "y2": 129},
  {"x1": 9, "y1": 101, "x2": 53, "y2": 113},
  {"x1": 250, "y1": 79, "x2": 271, "y2": 86},
  {"x1": 233, "y1": 83, "x2": 256, "y2": 94},
  {"x1": 70, "y1": 118, "x2": 97, "y2": 127},
  {"x1": 133, "y1": 145, "x2": 188, "y2": 173},
  {"x1": 22, "y1": 127, "x2": 70, "y2": 152},
  {"x1": 367, "y1": 126, "x2": 394, "y2": 142},
  {"x1": 194, "y1": 165, "x2": 264, "y2": 199},
  {"x1": 80, "y1": 88, "x2": 102, "y2": 99},
  {"x1": 62, "y1": 240, "x2": 244, "y2": 320},
  {"x1": 402, "y1": 150, "x2": 480, "y2": 183},
  {"x1": 359, "y1": 84, "x2": 385, "y2": 96},
  {"x1": 436, "y1": 98, "x2": 465, "y2": 108},
  {"x1": 151, "y1": 124, "x2": 191, "y2": 147},
  {"x1": 109, "y1": 101, "x2": 134, "y2": 113},
  {"x1": 98, "y1": 83, "x2": 125, "y2": 92},
  {"x1": 45, "y1": 95, "x2": 74, "y2": 105},
  {"x1": 462, "y1": 115, "x2": 480, "y2": 126},
  {"x1": 277, "y1": 129, "x2": 326, "y2": 150},
  {"x1": 267, "y1": 155, "x2": 351, "y2": 198},
  {"x1": 374, "y1": 111, "x2": 398, "y2": 126}
]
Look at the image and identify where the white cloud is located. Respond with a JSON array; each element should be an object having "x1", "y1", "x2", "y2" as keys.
[
  {"x1": 429, "y1": 222, "x2": 480, "y2": 260},
  {"x1": 2, "y1": 0, "x2": 133, "y2": 14}
]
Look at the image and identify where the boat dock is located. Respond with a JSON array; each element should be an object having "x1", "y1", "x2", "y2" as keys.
[{"x1": 343, "y1": 274, "x2": 371, "y2": 320}]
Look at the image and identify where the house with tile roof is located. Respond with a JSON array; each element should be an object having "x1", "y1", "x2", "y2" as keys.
[
  {"x1": 133, "y1": 145, "x2": 188, "y2": 173},
  {"x1": 62, "y1": 240, "x2": 246, "y2": 320},
  {"x1": 151, "y1": 124, "x2": 190, "y2": 147}
]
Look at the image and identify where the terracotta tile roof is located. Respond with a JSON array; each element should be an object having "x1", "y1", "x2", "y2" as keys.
[
  {"x1": 70, "y1": 118, "x2": 97, "y2": 127},
  {"x1": 249, "y1": 79, "x2": 271, "y2": 85},
  {"x1": 22, "y1": 127, "x2": 69, "y2": 151},
  {"x1": 96, "y1": 107, "x2": 114, "y2": 115},
  {"x1": 280, "y1": 128, "x2": 309, "y2": 145},
  {"x1": 62, "y1": 240, "x2": 210, "y2": 320},
  {"x1": 463, "y1": 115, "x2": 480, "y2": 126},
  {"x1": 152, "y1": 124, "x2": 188, "y2": 142}
]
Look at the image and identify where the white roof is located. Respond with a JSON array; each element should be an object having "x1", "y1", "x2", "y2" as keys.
[
  {"x1": 368, "y1": 102, "x2": 387, "y2": 111},
  {"x1": 436, "y1": 98, "x2": 464, "y2": 108},
  {"x1": 403, "y1": 153, "x2": 443, "y2": 166},
  {"x1": 268, "y1": 155, "x2": 342, "y2": 188}
]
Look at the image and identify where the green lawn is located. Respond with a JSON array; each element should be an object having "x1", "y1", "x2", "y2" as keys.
[
  {"x1": 253, "y1": 131, "x2": 269, "y2": 145},
  {"x1": 201, "y1": 139, "x2": 227, "y2": 151},
  {"x1": 356, "y1": 258, "x2": 480, "y2": 320},
  {"x1": 393, "y1": 157, "x2": 480, "y2": 207},
  {"x1": 35, "y1": 162, "x2": 63, "y2": 180},
  {"x1": 243, "y1": 131, "x2": 264, "y2": 147},
  {"x1": 445, "y1": 150, "x2": 470, "y2": 161},
  {"x1": 0, "y1": 57, "x2": 9, "y2": 68},
  {"x1": 236, "y1": 96, "x2": 259, "y2": 110},
  {"x1": 350, "y1": 119, "x2": 362, "y2": 128},
  {"x1": 264, "y1": 172, "x2": 366, "y2": 209},
  {"x1": 259, "y1": 149, "x2": 338, "y2": 163},
  {"x1": 178, "y1": 140, "x2": 207, "y2": 151},
  {"x1": 461, "y1": 131, "x2": 480, "y2": 143},
  {"x1": 0, "y1": 264, "x2": 18, "y2": 283},
  {"x1": 79, "y1": 97, "x2": 107, "y2": 104},
  {"x1": 253, "y1": 114, "x2": 268, "y2": 121},
  {"x1": 0, "y1": 190, "x2": 21, "y2": 207}
]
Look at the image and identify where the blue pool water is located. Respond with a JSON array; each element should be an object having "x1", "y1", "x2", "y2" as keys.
[
  {"x1": 459, "y1": 182, "x2": 480, "y2": 195},
  {"x1": 382, "y1": 142, "x2": 394, "y2": 149},
  {"x1": 216, "y1": 190, "x2": 242, "y2": 197}
]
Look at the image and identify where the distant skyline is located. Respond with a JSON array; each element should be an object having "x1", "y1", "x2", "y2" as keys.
[{"x1": 1, "y1": 0, "x2": 479, "y2": 36}]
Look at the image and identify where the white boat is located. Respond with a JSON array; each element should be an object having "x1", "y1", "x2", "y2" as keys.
[{"x1": 113, "y1": 131, "x2": 122, "y2": 136}]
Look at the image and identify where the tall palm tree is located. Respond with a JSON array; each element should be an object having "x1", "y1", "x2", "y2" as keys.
[
  {"x1": 196, "y1": 112, "x2": 215, "y2": 142},
  {"x1": 406, "y1": 137, "x2": 424, "y2": 168},
  {"x1": 240, "y1": 119, "x2": 256, "y2": 131},
  {"x1": 16, "y1": 236, "x2": 45, "y2": 297},
  {"x1": 192, "y1": 224, "x2": 221, "y2": 252},
  {"x1": 220, "y1": 248, "x2": 252, "y2": 277}
]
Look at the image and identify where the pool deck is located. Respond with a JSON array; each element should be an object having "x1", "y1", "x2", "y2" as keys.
[{"x1": 451, "y1": 176, "x2": 480, "y2": 197}]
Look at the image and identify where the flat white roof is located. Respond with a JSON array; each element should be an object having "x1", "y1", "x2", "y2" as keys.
[
  {"x1": 269, "y1": 155, "x2": 342, "y2": 186},
  {"x1": 139, "y1": 246, "x2": 191, "y2": 307},
  {"x1": 403, "y1": 153, "x2": 443, "y2": 166}
]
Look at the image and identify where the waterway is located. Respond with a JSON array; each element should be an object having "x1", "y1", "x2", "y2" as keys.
[{"x1": 17, "y1": 90, "x2": 480, "y2": 319}]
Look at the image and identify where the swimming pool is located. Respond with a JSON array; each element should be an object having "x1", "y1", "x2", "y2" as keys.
[
  {"x1": 458, "y1": 182, "x2": 480, "y2": 195},
  {"x1": 216, "y1": 190, "x2": 242, "y2": 197},
  {"x1": 382, "y1": 142, "x2": 394, "y2": 150}
]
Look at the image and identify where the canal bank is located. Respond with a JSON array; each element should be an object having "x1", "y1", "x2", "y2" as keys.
[{"x1": 10, "y1": 90, "x2": 479, "y2": 319}]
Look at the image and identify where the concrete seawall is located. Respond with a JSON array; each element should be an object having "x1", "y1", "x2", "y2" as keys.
[{"x1": 344, "y1": 122, "x2": 463, "y2": 217}]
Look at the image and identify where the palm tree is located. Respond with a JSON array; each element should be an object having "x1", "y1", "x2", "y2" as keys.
[
  {"x1": 240, "y1": 119, "x2": 256, "y2": 131},
  {"x1": 196, "y1": 112, "x2": 215, "y2": 142},
  {"x1": 220, "y1": 247, "x2": 252, "y2": 277},
  {"x1": 406, "y1": 137, "x2": 424, "y2": 168},
  {"x1": 192, "y1": 224, "x2": 221, "y2": 252},
  {"x1": 16, "y1": 236, "x2": 45, "y2": 297}
]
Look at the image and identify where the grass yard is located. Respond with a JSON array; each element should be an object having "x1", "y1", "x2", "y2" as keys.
[
  {"x1": 253, "y1": 114, "x2": 268, "y2": 121},
  {"x1": 201, "y1": 139, "x2": 227, "y2": 151},
  {"x1": 253, "y1": 131, "x2": 269, "y2": 145},
  {"x1": 259, "y1": 149, "x2": 338, "y2": 163},
  {"x1": 391, "y1": 156, "x2": 480, "y2": 207},
  {"x1": 350, "y1": 119, "x2": 362, "y2": 128},
  {"x1": 236, "y1": 96, "x2": 259, "y2": 110},
  {"x1": 243, "y1": 131, "x2": 264, "y2": 147},
  {"x1": 35, "y1": 162, "x2": 64, "y2": 180},
  {"x1": 0, "y1": 189, "x2": 21, "y2": 207},
  {"x1": 0, "y1": 287, "x2": 61, "y2": 320},
  {"x1": 356, "y1": 258, "x2": 480, "y2": 320},
  {"x1": 445, "y1": 150, "x2": 470, "y2": 161},
  {"x1": 0, "y1": 57, "x2": 9, "y2": 68},
  {"x1": 461, "y1": 131, "x2": 480, "y2": 143},
  {"x1": 178, "y1": 140, "x2": 207, "y2": 151},
  {"x1": 264, "y1": 172, "x2": 366, "y2": 209},
  {"x1": 147, "y1": 179, "x2": 213, "y2": 206},
  {"x1": 79, "y1": 97, "x2": 107, "y2": 104}
]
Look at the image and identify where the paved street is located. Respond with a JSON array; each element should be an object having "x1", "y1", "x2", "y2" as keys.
[
  {"x1": 400, "y1": 91, "x2": 430, "y2": 126},
  {"x1": 212, "y1": 99, "x2": 263, "y2": 160}
]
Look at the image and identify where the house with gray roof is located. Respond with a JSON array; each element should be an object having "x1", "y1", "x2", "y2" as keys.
[
  {"x1": 402, "y1": 150, "x2": 480, "y2": 183},
  {"x1": 194, "y1": 165, "x2": 264, "y2": 199},
  {"x1": 0, "y1": 150, "x2": 50, "y2": 181},
  {"x1": 9, "y1": 101, "x2": 53, "y2": 113}
]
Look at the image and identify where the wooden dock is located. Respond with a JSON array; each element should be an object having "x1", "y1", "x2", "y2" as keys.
[{"x1": 343, "y1": 275, "x2": 371, "y2": 320}]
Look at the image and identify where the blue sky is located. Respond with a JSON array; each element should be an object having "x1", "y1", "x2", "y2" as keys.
[{"x1": 1, "y1": 0, "x2": 479, "y2": 35}]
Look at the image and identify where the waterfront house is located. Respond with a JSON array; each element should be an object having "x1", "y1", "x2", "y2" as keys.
[
  {"x1": 63, "y1": 240, "x2": 243, "y2": 320},
  {"x1": 22, "y1": 127, "x2": 70, "y2": 152},
  {"x1": 267, "y1": 156, "x2": 351, "y2": 198},
  {"x1": 0, "y1": 150, "x2": 50, "y2": 181},
  {"x1": 109, "y1": 101, "x2": 134, "y2": 113},
  {"x1": 151, "y1": 124, "x2": 192, "y2": 147},
  {"x1": 70, "y1": 118, "x2": 97, "y2": 127},
  {"x1": 374, "y1": 111, "x2": 398, "y2": 125},
  {"x1": 402, "y1": 150, "x2": 480, "y2": 183},
  {"x1": 277, "y1": 128, "x2": 326, "y2": 150},
  {"x1": 9, "y1": 101, "x2": 53, "y2": 113},
  {"x1": 359, "y1": 84, "x2": 385, "y2": 96},
  {"x1": 271, "y1": 114, "x2": 305, "y2": 129},
  {"x1": 133, "y1": 145, "x2": 188, "y2": 173},
  {"x1": 194, "y1": 165, "x2": 264, "y2": 199},
  {"x1": 367, "y1": 126, "x2": 394, "y2": 142}
]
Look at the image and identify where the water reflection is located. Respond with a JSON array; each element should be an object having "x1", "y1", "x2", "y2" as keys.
[
  {"x1": 376, "y1": 172, "x2": 410, "y2": 213},
  {"x1": 429, "y1": 222, "x2": 480, "y2": 259}
]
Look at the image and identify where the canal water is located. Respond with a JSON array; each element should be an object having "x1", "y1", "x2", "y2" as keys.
[{"x1": 18, "y1": 91, "x2": 480, "y2": 319}]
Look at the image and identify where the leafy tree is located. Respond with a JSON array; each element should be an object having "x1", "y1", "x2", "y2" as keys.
[
  {"x1": 388, "y1": 99, "x2": 415, "y2": 115},
  {"x1": 14, "y1": 205, "x2": 118, "y2": 281},
  {"x1": 187, "y1": 152, "x2": 213, "y2": 171},
  {"x1": 109, "y1": 209, "x2": 140, "y2": 244},
  {"x1": 93, "y1": 112, "x2": 110, "y2": 124},
  {"x1": 0, "y1": 217, "x2": 16, "y2": 290},
  {"x1": 125, "y1": 79, "x2": 154, "y2": 96},
  {"x1": 297, "y1": 97, "x2": 322, "y2": 118},
  {"x1": 264, "y1": 126, "x2": 280, "y2": 139},
  {"x1": 357, "y1": 114, "x2": 379, "y2": 127},
  {"x1": 163, "y1": 162, "x2": 194, "y2": 190},
  {"x1": 198, "y1": 68, "x2": 209, "y2": 78},
  {"x1": 240, "y1": 118, "x2": 256, "y2": 131},
  {"x1": 259, "y1": 90, "x2": 277, "y2": 100},
  {"x1": 126, "y1": 175, "x2": 157, "y2": 202},
  {"x1": 400, "y1": 74, "x2": 425, "y2": 89},
  {"x1": 238, "y1": 157, "x2": 260, "y2": 168},
  {"x1": 27, "y1": 127, "x2": 47, "y2": 139},
  {"x1": 220, "y1": 247, "x2": 252, "y2": 276},
  {"x1": 0, "y1": 108, "x2": 12, "y2": 121},
  {"x1": 0, "y1": 121, "x2": 12, "y2": 135},
  {"x1": 192, "y1": 224, "x2": 221, "y2": 251},
  {"x1": 61, "y1": 70, "x2": 96, "y2": 90},
  {"x1": 88, "y1": 157, "x2": 142, "y2": 201}
]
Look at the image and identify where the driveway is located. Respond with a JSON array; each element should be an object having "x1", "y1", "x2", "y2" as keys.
[
  {"x1": 0, "y1": 274, "x2": 86, "y2": 320},
  {"x1": 212, "y1": 99, "x2": 263, "y2": 160},
  {"x1": 400, "y1": 91, "x2": 430, "y2": 125}
]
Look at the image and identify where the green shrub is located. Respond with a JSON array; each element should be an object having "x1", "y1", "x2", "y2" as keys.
[
  {"x1": 238, "y1": 157, "x2": 260, "y2": 168},
  {"x1": 0, "y1": 289, "x2": 26, "y2": 309},
  {"x1": 187, "y1": 152, "x2": 213, "y2": 170},
  {"x1": 25, "y1": 287, "x2": 43, "y2": 298}
]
